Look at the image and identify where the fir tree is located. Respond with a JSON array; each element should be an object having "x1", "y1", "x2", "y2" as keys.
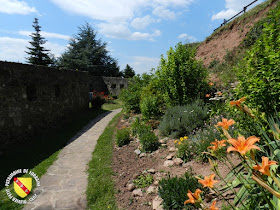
[
  {"x1": 122, "y1": 64, "x2": 135, "y2": 78},
  {"x1": 26, "y1": 18, "x2": 52, "y2": 66}
]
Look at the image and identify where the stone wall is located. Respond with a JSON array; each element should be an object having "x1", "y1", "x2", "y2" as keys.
[{"x1": 0, "y1": 61, "x2": 128, "y2": 149}]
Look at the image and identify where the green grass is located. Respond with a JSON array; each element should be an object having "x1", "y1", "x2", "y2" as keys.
[
  {"x1": 86, "y1": 112, "x2": 122, "y2": 210},
  {"x1": 102, "y1": 98, "x2": 123, "y2": 111}
]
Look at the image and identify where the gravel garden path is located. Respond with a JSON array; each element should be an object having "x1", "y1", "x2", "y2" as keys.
[{"x1": 24, "y1": 108, "x2": 122, "y2": 210}]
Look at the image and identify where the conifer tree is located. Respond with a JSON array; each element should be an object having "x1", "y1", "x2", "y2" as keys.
[
  {"x1": 122, "y1": 64, "x2": 135, "y2": 78},
  {"x1": 58, "y1": 23, "x2": 120, "y2": 76},
  {"x1": 26, "y1": 18, "x2": 52, "y2": 66}
]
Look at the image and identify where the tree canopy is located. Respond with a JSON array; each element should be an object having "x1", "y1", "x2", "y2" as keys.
[
  {"x1": 25, "y1": 18, "x2": 52, "y2": 66},
  {"x1": 58, "y1": 23, "x2": 120, "y2": 76}
]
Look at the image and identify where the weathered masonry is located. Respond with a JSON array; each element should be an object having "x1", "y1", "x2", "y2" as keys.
[{"x1": 0, "y1": 61, "x2": 127, "y2": 149}]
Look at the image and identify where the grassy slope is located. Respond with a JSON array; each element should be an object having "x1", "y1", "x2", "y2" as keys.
[
  {"x1": 205, "y1": 0, "x2": 277, "y2": 43},
  {"x1": 203, "y1": 0, "x2": 279, "y2": 87}
]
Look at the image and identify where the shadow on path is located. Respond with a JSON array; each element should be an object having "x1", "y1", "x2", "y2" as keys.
[{"x1": 0, "y1": 109, "x2": 109, "y2": 189}]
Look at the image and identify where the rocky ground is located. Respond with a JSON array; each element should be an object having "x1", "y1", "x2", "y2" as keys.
[{"x1": 112, "y1": 115, "x2": 240, "y2": 210}]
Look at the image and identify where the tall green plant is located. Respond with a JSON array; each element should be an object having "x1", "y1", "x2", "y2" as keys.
[
  {"x1": 235, "y1": 3, "x2": 280, "y2": 114},
  {"x1": 155, "y1": 42, "x2": 208, "y2": 106},
  {"x1": 120, "y1": 73, "x2": 152, "y2": 113}
]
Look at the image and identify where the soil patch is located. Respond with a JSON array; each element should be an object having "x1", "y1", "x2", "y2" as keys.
[{"x1": 112, "y1": 116, "x2": 241, "y2": 210}]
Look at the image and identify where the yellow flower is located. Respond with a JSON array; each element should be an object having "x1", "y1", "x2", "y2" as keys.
[
  {"x1": 178, "y1": 142, "x2": 182, "y2": 145},
  {"x1": 174, "y1": 140, "x2": 178, "y2": 144},
  {"x1": 184, "y1": 136, "x2": 188, "y2": 139},
  {"x1": 180, "y1": 137, "x2": 184, "y2": 141}
]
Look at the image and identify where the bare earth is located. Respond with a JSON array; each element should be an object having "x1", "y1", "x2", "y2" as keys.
[
  {"x1": 113, "y1": 116, "x2": 240, "y2": 210},
  {"x1": 195, "y1": 2, "x2": 276, "y2": 67}
]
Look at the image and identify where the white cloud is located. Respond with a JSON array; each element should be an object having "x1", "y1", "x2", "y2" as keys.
[
  {"x1": 0, "y1": 0, "x2": 37, "y2": 15},
  {"x1": 153, "y1": 6, "x2": 176, "y2": 20},
  {"x1": 19, "y1": 30, "x2": 71, "y2": 40},
  {"x1": 99, "y1": 23, "x2": 161, "y2": 41},
  {"x1": 178, "y1": 33, "x2": 197, "y2": 42},
  {"x1": 129, "y1": 56, "x2": 160, "y2": 74},
  {"x1": 131, "y1": 15, "x2": 155, "y2": 30},
  {"x1": 50, "y1": 0, "x2": 195, "y2": 40},
  {"x1": 0, "y1": 37, "x2": 67, "y2": 63},
  {"x1": 212, "y1": 0, "x2": 263, "y2": 20}
]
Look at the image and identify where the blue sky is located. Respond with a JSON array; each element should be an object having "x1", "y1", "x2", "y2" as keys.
[{"x1": 0, "y1": 0, "x2": 264, "y2": 74}]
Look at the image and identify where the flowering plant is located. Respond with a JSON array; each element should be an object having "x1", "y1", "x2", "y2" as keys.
[
  {"x1": 183, "y1": 97, "x2": 280, "y2": 209},
  {"x1": 90, "y1": 90, "x2": 113, "y2": 108}
]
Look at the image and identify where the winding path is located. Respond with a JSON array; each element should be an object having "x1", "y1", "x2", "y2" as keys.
[{"x1": 24, "y1": 109, "x2": 122, "y2": 210}]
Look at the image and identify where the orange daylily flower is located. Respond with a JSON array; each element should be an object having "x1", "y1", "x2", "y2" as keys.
[
  {"x1": 206, "y1": 94, "x2": 211, "y2": 97},
  {"x1": 229, "y1": 97, "x2": 246, "y2": 107},
  {"x1": 217, "y1": 92, "x2": 222, "y2": 96},
  {"x1": 208, "y1": 200, "x2": 218, "y2": 210},
  {"x1": 184, "y1": 189, "x2": 202, "y2": 205},
  {"x1": 208, "y1": 139, "x2": 226, "y2": 151},
  {"x1": 209, "y1": 82, "x2": 214, "y2": 86},
  {"x1": 217, "y1": 118, "x2": 235, "y2": 130},
  {"x1": 198, "y1": 174, "x2": 219, "y2": 188},
  {"x1": 227, "y1": 136, "x2": 260, "y2": 156},
  {"x1": 253, "y1": 156, "x2": 278, "y2": 176}
]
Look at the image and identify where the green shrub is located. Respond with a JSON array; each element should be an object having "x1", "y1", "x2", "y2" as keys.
[
  {"x1": 139, "y1": 132, "x2": 159, "y2": 152},
  {"x1": 155, "y1": 42, "x2": 209, "y2": 106},
  {"x1": 115, "y1": 128, "x2": 130, "y2": 147},
  {"x1": 130, "y1": 117, "x2": 141, "y2": 137},
  {"x1": 158, "y1": 100, "x2": 209, "y2": 137},
  {"x1": 133, "y1": 174, "x2": 153, "y2": 188},
  {"x1": 119, "y1": 74, "x2": 151, "y2": 113},
  {"x1": 158, "y1": 170, "x2": 208, "y2": 210},
  {"x1": 235, "y1": 3, "x2": 280, "y2": 114},
  {"x1": 130, "y1": 117, "x2": 152, "y2": 137},
  {"x1": 140, "y1": 95, "x2": 161, "y2": 120}
]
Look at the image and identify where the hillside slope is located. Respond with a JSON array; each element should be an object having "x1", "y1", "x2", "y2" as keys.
[{"x1": 195, "y1": 0, "x2": 278, "y2": 67}]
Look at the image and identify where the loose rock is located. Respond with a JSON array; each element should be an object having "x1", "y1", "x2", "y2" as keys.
[
  {"x1": 169, "y1": 147, "x2": 176, "y2": 152},
  {"x1": 164, "y1": 160, "x2": 174, "y2": 167},
  {"x1": 147, "y1": 186, "x2": 156, "y2": 194},
  {"x1": 166, "y1": 153, "x2": 174, "y2": 160},
  {"x1": 147, "y1": 169, "x2": 156, "y2": 174},
  {"x1": 173, "y1": 158, "x2": 183, "y2": 166},
  {"x1": 153, "y1": 196, "x2": 164, "y2": 210},
  {"x1": 139, "y1": 153, "x2": 146, "y2": 158},
  {"x1": 127, "y1": 183, "x2": 135, "y2": 191},
  {"x1": 134, "y1": 149, "x2": 141, "y2": 155},
  {"x1": 132, "y1": 189, "x2": 143, "y2": 197}
]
